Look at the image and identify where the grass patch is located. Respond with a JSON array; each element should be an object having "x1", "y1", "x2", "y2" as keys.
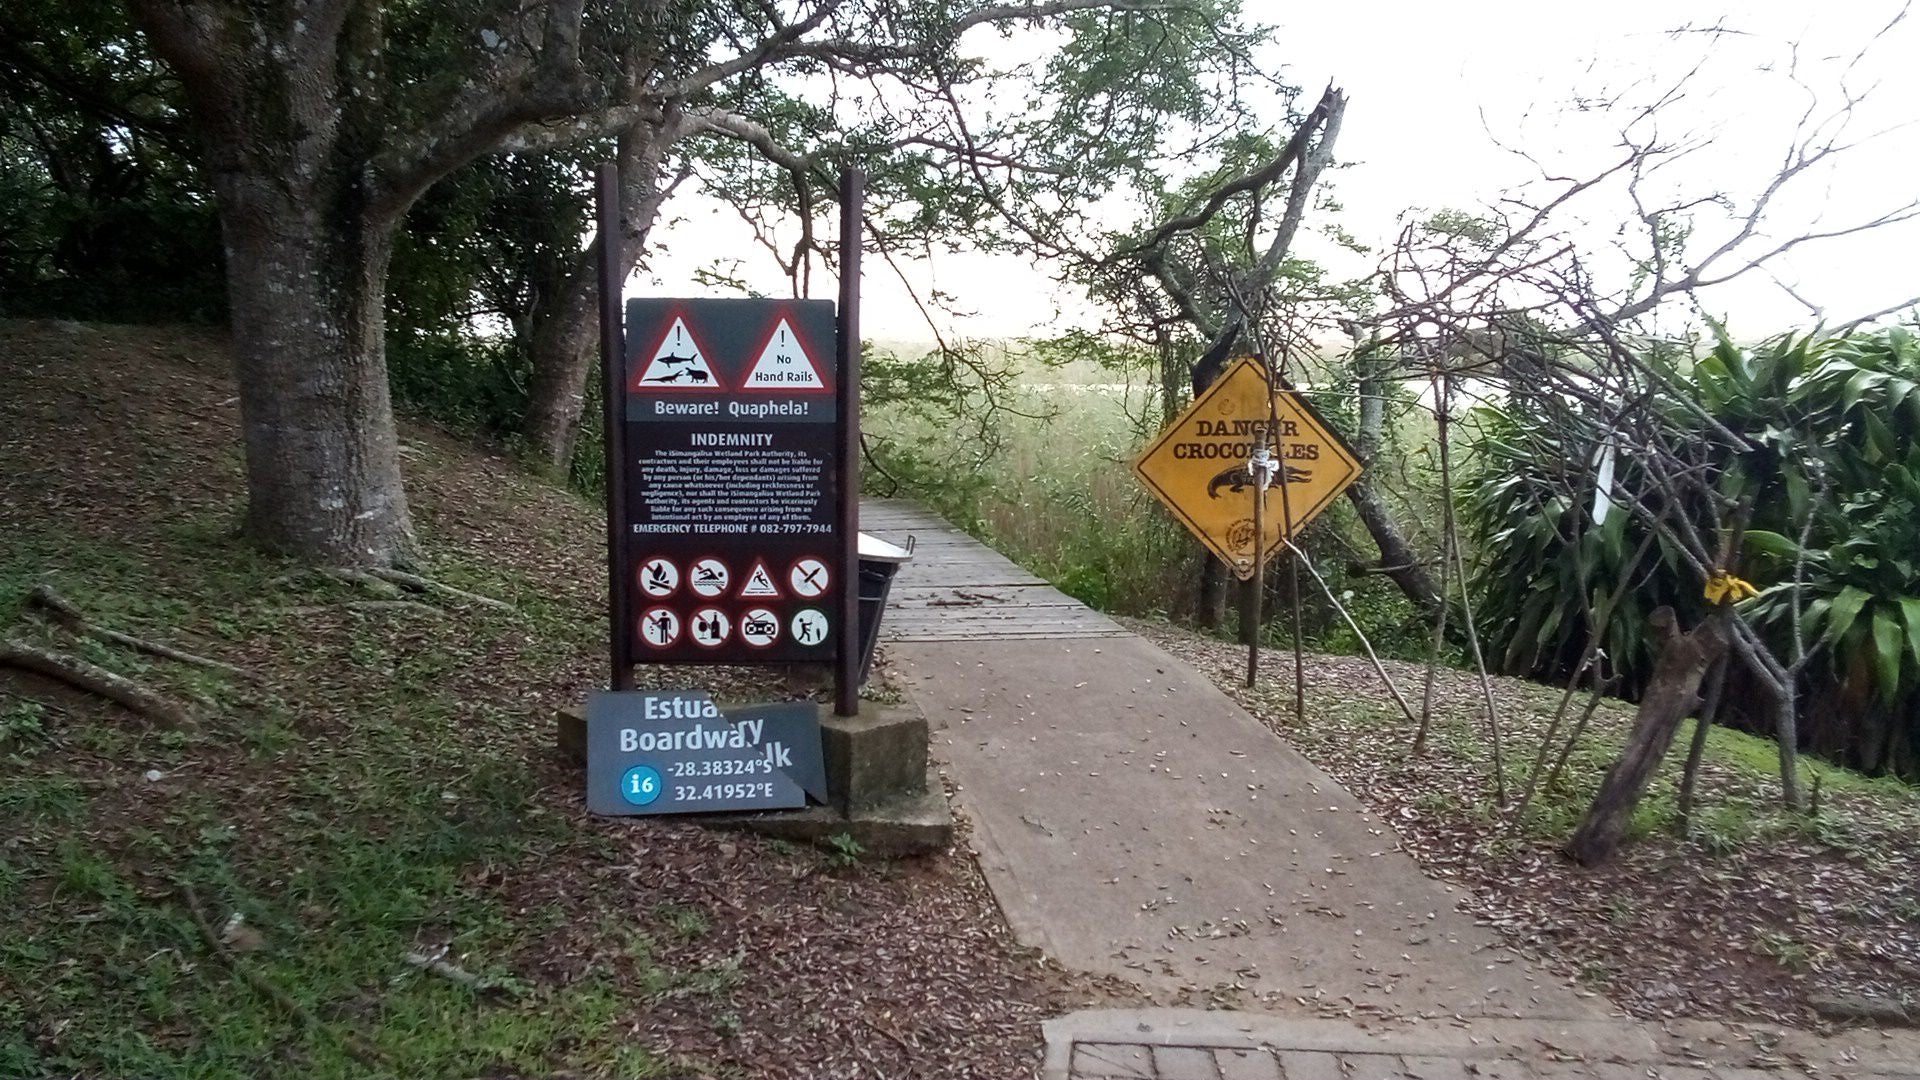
[
  {"x1": 0, "y1": 507, "x2": 696, "y2": 1078},
  {"x1": 866, "y1": 356, "x2": 1444, "y2": 658}
]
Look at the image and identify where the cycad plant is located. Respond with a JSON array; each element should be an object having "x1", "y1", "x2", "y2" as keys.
[{"x1": 1464, "y1": 324, "x2": 1920, "y2": 778}]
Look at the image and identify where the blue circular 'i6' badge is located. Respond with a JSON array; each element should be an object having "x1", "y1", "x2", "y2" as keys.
[{"x1": 620, "y1": 765, "x2": 663, "y2": 807}]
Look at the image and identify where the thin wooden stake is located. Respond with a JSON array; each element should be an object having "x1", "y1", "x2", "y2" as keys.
[
  {"x1": 1246, "y1": 420, "x2": 1266, "y2": 689},
  {"x1": 1435, "y1": 366, "x2": 1508, "y2": 807}
]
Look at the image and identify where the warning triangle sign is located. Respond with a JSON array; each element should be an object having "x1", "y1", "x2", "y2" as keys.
[
  {"x1": 631, "y1": 315, "x2": 722, "y2": 392},
  {"x1": 740, "y1": 316, "x2": 831, "y2": 393},
  {"x1": 738, "y1": 560, "x2": 782, "y2": 599}
]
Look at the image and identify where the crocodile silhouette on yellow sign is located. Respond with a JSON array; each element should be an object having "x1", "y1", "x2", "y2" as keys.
[{"x1": 1132, "y1": 357, "x2": 1363, "y2": 580}]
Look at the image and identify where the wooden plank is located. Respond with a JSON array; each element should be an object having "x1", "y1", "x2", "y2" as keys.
[
  {"x1": 882, "y1": 614, "x2": 1121, "y2": 630},
  {"x1": 861, "y1": 496, "x2": 1128, "y2": 643},
  {"x1": 886, "y1": 626, "x2": 1124, "y2": 635}
]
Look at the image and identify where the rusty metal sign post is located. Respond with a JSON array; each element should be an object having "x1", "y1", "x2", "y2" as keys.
[{"x1": 1133, "y1": 355, "x2": 1362, "y2": 703}]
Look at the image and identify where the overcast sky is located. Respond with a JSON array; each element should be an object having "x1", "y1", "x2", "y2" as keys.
[{"x1": 637, "y1": 0, "x2": 1919, "y2": 342}]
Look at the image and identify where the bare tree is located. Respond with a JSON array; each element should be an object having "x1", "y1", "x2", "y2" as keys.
[{"x1": 1340, "y1": 17, "x2": 1919, "y2": 834}]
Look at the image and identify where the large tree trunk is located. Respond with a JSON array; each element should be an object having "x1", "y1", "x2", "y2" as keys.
[
  {"x1": 1195, "y1": 552, "x2": 1229, "y2": 628},
  {"x1": 1564, "y1": 608, "x2": 1727, "y2": 866},
  {"x1": 131, "y1": 0, "x2": 418, "y2": 567},
  {"x1": 214, "y1": 170, "x2": 413, "y2": 565},
  {"x1": 522, "y1": 124, "x2": 680, "y2": 471}
]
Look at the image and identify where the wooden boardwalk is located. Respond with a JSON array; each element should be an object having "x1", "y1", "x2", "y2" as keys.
[{"x1": 860, "y1": 498, "x2": 1125, "y2": 642}]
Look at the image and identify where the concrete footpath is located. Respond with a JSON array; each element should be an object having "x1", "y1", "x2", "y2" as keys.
[
  {"x1": 863, "y1": 498, "x2": 1920, "y2": 1080},
  {"x1": 1040, "y1": 1009, "x2": 1920, "y2": 1080},
  {"x1": 895, "y1": 632, "x2": 1601, "y2": 1021}
]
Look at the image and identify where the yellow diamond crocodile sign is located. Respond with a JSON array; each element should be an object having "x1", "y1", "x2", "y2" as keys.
[{"x1": 1132, "y1": 357, "x2": 1363, "y2": 580}]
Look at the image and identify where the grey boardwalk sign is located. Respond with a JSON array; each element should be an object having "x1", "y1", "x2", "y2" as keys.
[{"x1": 586, "y1": 690, "x2": 826, "y2": 816}]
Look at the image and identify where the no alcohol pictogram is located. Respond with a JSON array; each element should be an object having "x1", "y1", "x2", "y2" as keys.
[{"x1": 689, "y1": 607, "x2": 730, "y2": 648}]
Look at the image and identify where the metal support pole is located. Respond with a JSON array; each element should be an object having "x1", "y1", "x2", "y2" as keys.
[
  {"x1": 1245, "y1": 425, "x2": 1267, "y2": 688},
  {"x1": 834, "y1": 168, "x2": 865, "y2": 717},
  {"x1": 597, "y1": 163, "x2": 635, "y2": 691},
  {"x1": 1274, "y1": 439, "x2": 1302, "y2": 720}
]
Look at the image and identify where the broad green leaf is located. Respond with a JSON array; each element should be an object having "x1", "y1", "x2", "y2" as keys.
[
  {"x1": 1870, "y1": 607, "x2": 1904, "y2": 699},
  {"x1": 1742, "y1": 530, "x2": 1802, "y2": 561},
  {"x1": 1803, "y1": 595, "x2": 1832, "y2": 640},
  {"x1": 1862, "y1": 408, "x2": 1897, "y2": 461},
  {"x1": 1888, "y1": 464, "x2": 1920, "y2": 505},
  {"x1": 1844, "y1": 369, "x2": 1887, "y2": 412},
  {"x1": 1825, "y1": 586, "x2": 1870, "y2": 646},
  {"x1": 1601, "y1": 511, "x2": 1626, "y2": 564},
  {"x1": 1784, "y1": 467, "x2": 1811, "y2": 522},
  {"x1": 1901, "y1": 597, "x2": 1920, "y2": 668}
]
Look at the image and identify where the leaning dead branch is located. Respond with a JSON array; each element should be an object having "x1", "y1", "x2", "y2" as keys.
[
  {"x1": 1279, "y1": 538, "x2": 1420, "y2": 726},
  {"x1": 0, "y1": 640, "x2": 192, "y2": 727},
  {"x1": 27, "y1": 584, "x2": 261, "y2": 682}
]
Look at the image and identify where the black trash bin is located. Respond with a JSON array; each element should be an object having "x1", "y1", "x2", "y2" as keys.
[{"x1": 855, "y1": 532, "x2": 913, "y2": 684}]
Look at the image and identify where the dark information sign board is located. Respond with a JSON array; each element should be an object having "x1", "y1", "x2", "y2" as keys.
[
  {"x1": 620, "y1": 298, "x2": 841, "y2": 664},
  {"x1": 586, "y1": 690, "x2": 827, "y2": 816}
]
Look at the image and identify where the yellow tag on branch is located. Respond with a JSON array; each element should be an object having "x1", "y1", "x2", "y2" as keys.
[{"x1": 1703, "y1": 570, "x2": 1758, "y2": 605}]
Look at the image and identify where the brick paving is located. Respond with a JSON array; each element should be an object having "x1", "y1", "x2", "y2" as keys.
[{"x1": 1041, "y1": 1009, "x2": 1920, "y2": 1080}]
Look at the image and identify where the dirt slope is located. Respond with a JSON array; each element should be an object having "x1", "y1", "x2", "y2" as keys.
[{"x1": 0, "y1": 319, "x2": 1124, "y2": 1079}]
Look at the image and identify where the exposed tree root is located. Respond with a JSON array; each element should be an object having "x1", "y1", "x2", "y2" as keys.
[
  {"x1": 319, "y1": 568, "x2": 406, "y2": 599},
  {"x1": 318, "y1": 566, "x2": 510, "y2": 610},
  {"x1": 28, "y1": 584, "x2": 261, "y2": 682},
  {"x1": 367, "y1": 568, "x2": 512, "y2": 610},
  {"x1": 344, "y1": 600, "x2": 446, "y2": 617},
  {"x1": 0, "y1": 640, "x2": 191, "y2": 727}
]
